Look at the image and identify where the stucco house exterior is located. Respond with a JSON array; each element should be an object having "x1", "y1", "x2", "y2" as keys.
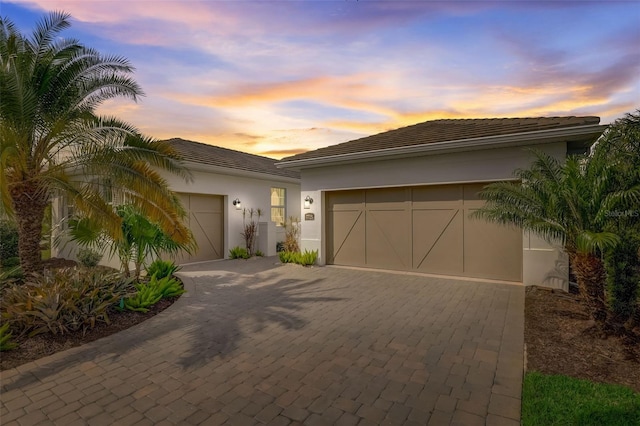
[
  {"x1": 276, "y1": 117, "x2": 607, "y2": 290},
  {"x1": 53, "y1": 138, "x2": 301, "y2": 267}
]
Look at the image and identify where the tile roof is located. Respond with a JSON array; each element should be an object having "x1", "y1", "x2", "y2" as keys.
[
  {"x1": 279, "y1": 116, "x2": 601, "y2": 162},
  {"x1": 165, "y1": 138, "x2": 300, "y2": 179}
]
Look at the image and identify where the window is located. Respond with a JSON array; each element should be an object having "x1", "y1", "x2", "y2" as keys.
[{"x1": 270, "y1": 187, "x2": 286, "y2": 226}]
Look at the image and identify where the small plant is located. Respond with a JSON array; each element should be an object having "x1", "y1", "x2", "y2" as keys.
[
  {"x1": 149, "y1": 275, "x2": 185, "y2": 298},
  {"x1": 255, "y1": 250, "x2": 264, "y2": 257},
  {"x1": 122, "y1": 282, "x2": 163, "y2": 313},
  {"x1": 77, "y1": 247, "x2": 103, "y2": 268},
  {"x1": 278, "y1": 250, "x2": 318, "y2": 266},
  {"x1": 283, "y1": 216, "x2": 301, "y2": 253},
  {"x1": 241, "y1": 208, "x2": 263, "y2": 256},
  {"x1": 229, "y1": 246, "x2": 250, "y2": 259},
  {"x1": 298, "y1": 249, "x2": 318, "y2": 266},
  {"x1": 0, "y1": 322, "x2": 17, "y2": 351},
  {"x1": 146, "y1": 259, "x2": 181, "y2": 280}
]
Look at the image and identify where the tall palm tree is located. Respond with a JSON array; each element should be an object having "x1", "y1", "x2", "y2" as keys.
[
  {"x1": 473, "y1": 144, "x2": 639, "y2": 328},
  {"x1": 0, "y1": 12, "x2": 192, "y2": 274}
]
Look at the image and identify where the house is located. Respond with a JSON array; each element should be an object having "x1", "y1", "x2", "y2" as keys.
[
  {"x1": 53, "y1": 138, "x2": 301, "y2": 267},
  {"x1": 276, "y1": 117, "x2": 607, "y2": 290}
]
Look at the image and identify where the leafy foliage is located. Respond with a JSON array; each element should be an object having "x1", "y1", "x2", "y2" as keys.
[
  {"x1": 229, "y1": 246, "x2": 250, "y2": 259},
  {"x1": 0, "y1": 12, "x2": 192, "y2": 273},
  {"x1": 255, "y1": 250, "x2": 265, "y2": 257},
  {"x1": 0, "y1": 220, "x2": 19, "y2": 265},
  {"x1": 122, "y1": 282, "x2": 162, "y2": 313},
  {"x1": 146, "y1": 259, "x2": 181, "y2": 280},
  {"x1": 77, "y1": 248, "x2": 103, "y2": 268},
  {"x1": 121, "y1": 275, "x2": 184, "y2": 312},
  {"x1": 68, "y1": 204, "x2": 194, "y2": 278},
  {"x1": 1, "y1": 269, "x2": 135, "y2": 336},
  {"x1": 278, "y1": 250, "x2": 318, "y2": 266},
  {"x1": 474, "y1": 118, "x2": 640, "y2": 328},
  {"x1": 0, "y1": 322, "x2": 17, "y2": 351}
]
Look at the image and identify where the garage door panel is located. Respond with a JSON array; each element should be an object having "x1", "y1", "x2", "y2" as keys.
[
  {"x1": 412, "y1": 209, "x2": 463, "y2": 274},
  {"x1": 412, "y1": 185, "x2": 462, "y2": 208},
  {"x1": 365, "y1": 187, "x2": 406, "y2": 205},
  {"x1": 328, "y1": 210, "x2": 365, "y2": 266},
  {"x1": 366, "y1": 209, "x2": 410, "y2": 270},
  {"x1": 464, "y1": 211, "x2": 522, "y2": 281},
  {"x1": 174, "y1": 193, "x2": 223, "y2": 264},
  {"x1": 328, "y1": 190, "x2": 364, "y2": 211}
]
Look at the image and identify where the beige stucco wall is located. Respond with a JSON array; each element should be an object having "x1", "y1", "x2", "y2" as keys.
[{"x1": 296, "y1": 142, "x2": 569, "y2": 289}]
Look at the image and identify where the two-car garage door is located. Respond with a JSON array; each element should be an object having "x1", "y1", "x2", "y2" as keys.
[{"x1": 326, "y1": 183, "x2": 522, "y2": 282}]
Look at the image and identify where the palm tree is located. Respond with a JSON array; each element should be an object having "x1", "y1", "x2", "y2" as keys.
[
  {"x1": 473, "y1": 144, "x2": 639, "y2": 328},
  {"x1": 0, "y1": 12, "x2": 192, "y2": 274}
]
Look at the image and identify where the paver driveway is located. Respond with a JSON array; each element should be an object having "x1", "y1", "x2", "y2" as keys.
[{"x1": 1, "y1": 257, "x2": 524, "y2": 425}]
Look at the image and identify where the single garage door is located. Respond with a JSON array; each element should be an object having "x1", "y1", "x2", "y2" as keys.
[
  {"x1": 174, "y1": 193, "x2": 224, "y2": 263},
  {"x1": 326, "y1": 183, "x2": 522, "y2": 281}
]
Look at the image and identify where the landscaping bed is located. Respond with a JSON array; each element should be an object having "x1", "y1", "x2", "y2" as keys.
[{"x1": 524, "y1": 285, "x2": 640, "y2": 392}]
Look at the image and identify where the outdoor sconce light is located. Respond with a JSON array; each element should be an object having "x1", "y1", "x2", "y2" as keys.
[
  {"x1": 233, "y1": 198, "x2": 242, "y2": 210},
  {"x1": 304, "y1": 195, "x2": 314, "y2": 209}
]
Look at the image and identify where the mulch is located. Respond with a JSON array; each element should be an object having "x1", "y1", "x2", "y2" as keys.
[{"x1": 524, "y1": 286, "x2": 640, "y2": 393}]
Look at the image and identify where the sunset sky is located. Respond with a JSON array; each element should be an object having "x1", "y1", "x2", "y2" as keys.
[{"x1": 3, "y1": 1, "x2": 639, "y2": 158}]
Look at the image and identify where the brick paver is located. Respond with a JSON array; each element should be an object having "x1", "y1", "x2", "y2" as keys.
[{"x1": 0, "y1": 257, "x2": 524, "y2": 424}]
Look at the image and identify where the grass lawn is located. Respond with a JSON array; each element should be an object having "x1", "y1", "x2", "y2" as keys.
[{"x1": 522, "y1": 371, "x2": 640, "y2": 426}]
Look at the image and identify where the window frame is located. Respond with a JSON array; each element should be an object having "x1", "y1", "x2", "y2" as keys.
[{"x1": 270, "y1": 187, "x2": 286, "y2": 227}]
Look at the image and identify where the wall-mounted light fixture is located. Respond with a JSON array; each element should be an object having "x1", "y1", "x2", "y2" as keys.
[
  {"x1": 304, "y1": 195, "x2": 314, "y2": 209},
  {"x1": 233, "y1": 198, "x2": 242, "y2": 210}
]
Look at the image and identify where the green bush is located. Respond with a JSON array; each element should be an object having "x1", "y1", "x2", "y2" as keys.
[
  {"x1": 77, "y1": 247, "x2": 103, "y2": 268},
  {"x1": 0, "y1": 220, "x2": 19, "y2": 265},
  {"x1": 122, "y1": 282, "x2": 163, "y2": 313},
  {"x1": 605, "y1": 229, "x2": 640, "y2": 323},
  {"x1": 255, "y1": 250, "x2": 264, "y2": 257},
  {"x1": 121, "y1": 275, "x2": 185, "y2": 313},
  {"x1": 229, "y1": 246, "x2": 250, "y2": 259},
  {"x1": 0, "y1": 322, "x2": 17, "y2": 351},
  {"x1": 149, "y1": 275, "x2": 185, "y2": 298},
  {"x1": 1, "y1": 268, "x2": 135, "y2": 336},
  {"x1": 278, "y1": 250, "x2": 318, "y2": 266},
  {"x1": 146, "y1": 259, "x2": 180, "y2": 280}
]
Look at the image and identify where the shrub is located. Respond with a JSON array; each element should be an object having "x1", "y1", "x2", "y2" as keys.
[
  {"x1": 77, "y1": 247, "x2": 103, "y2": 268},
  {"x1": 122, "y1": 282, "x2": 163, "y2": 313},
  {"x1": 1, "y1": 268, "x2": 135, "y2": 336},
  {"x1": 255, "y1": 250, "x2": 264, "y2": 257},
  {"x1": 2, "y1": 257, "x2": 20, "y2": 268},
  {"x1": 605, "y1": 229, "x2": 640, "y2": 323},
  {"x1": 278, "y1": 250, "x2": 318, "y2": 266},
  {"x1": 241, "y1": 208, "x2": 263, "y2": 256},
  {"x1": 149, "y1": 275, "x2": 185, "y2": 298},
  {"x1": 298, "y1": 249, "x2": 318, "y2": 266},
  {"x1": 283, "y1": 217, "x2": 300, "y2": 252},
  {"x1": 146, "y1": 259, "x2": 180, "y2": 280},
  {"x1": 0, "y1": 220, "x2": 19, "y2": 265},
  {"x1": 229, "y1": 246, "x2": 250, "y2": 259},
  {"x1": 121, "y1": 275, "x2": 185, "y2": 313},
  {"x1": 0, "y1": 322, "x2": 17, "y2": 351}
]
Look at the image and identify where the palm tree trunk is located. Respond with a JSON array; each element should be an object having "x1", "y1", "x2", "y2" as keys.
[
  {"x1": 10, "y1": 182, "x2": 48, "y2": 274},
  {"x1": 571, "y1": 252, "x2": 608, "y2": 327}
]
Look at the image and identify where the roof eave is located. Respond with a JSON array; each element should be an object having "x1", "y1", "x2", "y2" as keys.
[
  {"x1": 276, "y1": 124, "x2": 608, "y2": 170},
  {"x1": 185, "y1": 161, "x2": 301, "y2": 183}
]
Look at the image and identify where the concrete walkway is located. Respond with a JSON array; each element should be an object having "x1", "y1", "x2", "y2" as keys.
[{"x1": 0, "y1": 257, "x2": 524, "y2": 425}]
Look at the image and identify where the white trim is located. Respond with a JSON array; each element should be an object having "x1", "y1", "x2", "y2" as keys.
[{"x1": 276, "y1": 124, "x2": 607, "y2": 169}]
